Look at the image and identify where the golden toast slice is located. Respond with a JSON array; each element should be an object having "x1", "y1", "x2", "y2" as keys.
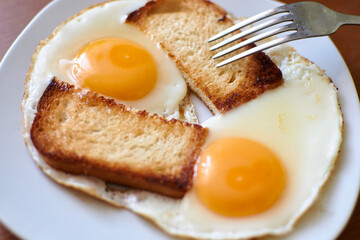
[
  {"x1": 127, "y1": 0, "x2": 283, "y2": 114},
  {"x1": 30, "y1": 78, "x2": 208, "y2": 198}
]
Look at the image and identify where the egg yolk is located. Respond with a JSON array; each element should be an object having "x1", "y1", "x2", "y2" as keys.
[
  {"x1": 195, "y1": 138, "x2": 285, "y2": 217},
  {"x1": 71, "y1": 38, "x2": 157, "y2": 100}
]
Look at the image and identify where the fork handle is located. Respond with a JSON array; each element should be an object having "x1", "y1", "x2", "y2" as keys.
[{"x1": 338, "y1": 13, "x2": 360, "y2": 26}]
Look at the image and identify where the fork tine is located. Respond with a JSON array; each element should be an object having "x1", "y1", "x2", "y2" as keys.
[
  {"x1": 208, "y1": 5, "x2": 288, "y2": 42},
  {"x1": 210, "y1": 14, "x2": 293, "y2": 51},
  {"x1": 213, "y1": 24, "x2": 296, "y2": 59},
  {"x1": 216, "y1": 33, "x2": 299, "y2": 67}
]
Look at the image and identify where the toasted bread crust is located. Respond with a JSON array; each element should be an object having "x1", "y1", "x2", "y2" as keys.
[
  {"x1": 127, "y1": 0, "x2": 283, "y2": 114},
  {"x1": 30, "y1": 79, "x2": 208, "y2": 198}
]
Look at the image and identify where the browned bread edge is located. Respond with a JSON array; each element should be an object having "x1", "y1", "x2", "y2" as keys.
[
  {"x1": 126, "y1": 0, "x2": 283, "y2": 114},
  {"x1": 30, "y1": 78, "x2": 208, "y2": 198}
]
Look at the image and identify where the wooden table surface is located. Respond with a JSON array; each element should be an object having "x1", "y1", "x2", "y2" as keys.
[{"x1": 0, "y1": 0, "x2": 359, "y2": 239}]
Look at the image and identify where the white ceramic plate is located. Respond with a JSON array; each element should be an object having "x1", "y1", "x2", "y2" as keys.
[{"x1": 0, "y1": 0, "x2": 359, "y2": 239}]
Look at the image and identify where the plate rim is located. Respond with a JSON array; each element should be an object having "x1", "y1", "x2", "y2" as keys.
[{"x1": 0, "y1": 0, "x2": 359, "y2": 239}]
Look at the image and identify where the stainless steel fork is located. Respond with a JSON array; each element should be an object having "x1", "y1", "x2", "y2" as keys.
[{"x1": 209, "y1": 1, "x2": 360, "y2": 67}]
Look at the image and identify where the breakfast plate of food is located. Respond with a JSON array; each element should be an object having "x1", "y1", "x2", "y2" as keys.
[{"x1": 0, "y1": 0, "x2": 359, "y2": 239}]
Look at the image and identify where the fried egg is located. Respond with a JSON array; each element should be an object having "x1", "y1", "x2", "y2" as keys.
[
  {"x1": 117, "y1": 45, "x2": 342, "y2": 239},
  {"x1": 24, "y1": 0, "x2": 187, "y2": 121},
  {"x1": 22, "y1": 0, "x2": 343, "y2": 239}
]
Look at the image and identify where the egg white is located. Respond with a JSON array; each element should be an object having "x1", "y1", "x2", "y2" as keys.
[{"x1": 22, "y1": 0, "x2": 343, "y2": 239}]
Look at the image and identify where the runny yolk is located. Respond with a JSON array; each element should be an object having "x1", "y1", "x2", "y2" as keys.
[
  {"x1": 195, "y1": 138, "x2": 286, "y2": 217},
  {"x1": 71, "y1": 38, "x2": 157, "y2": 100}
]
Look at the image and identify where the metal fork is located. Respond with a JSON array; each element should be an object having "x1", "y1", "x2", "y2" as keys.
[{"x1": 209, "y1": 1, "x2": 360, "y2": 67}]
